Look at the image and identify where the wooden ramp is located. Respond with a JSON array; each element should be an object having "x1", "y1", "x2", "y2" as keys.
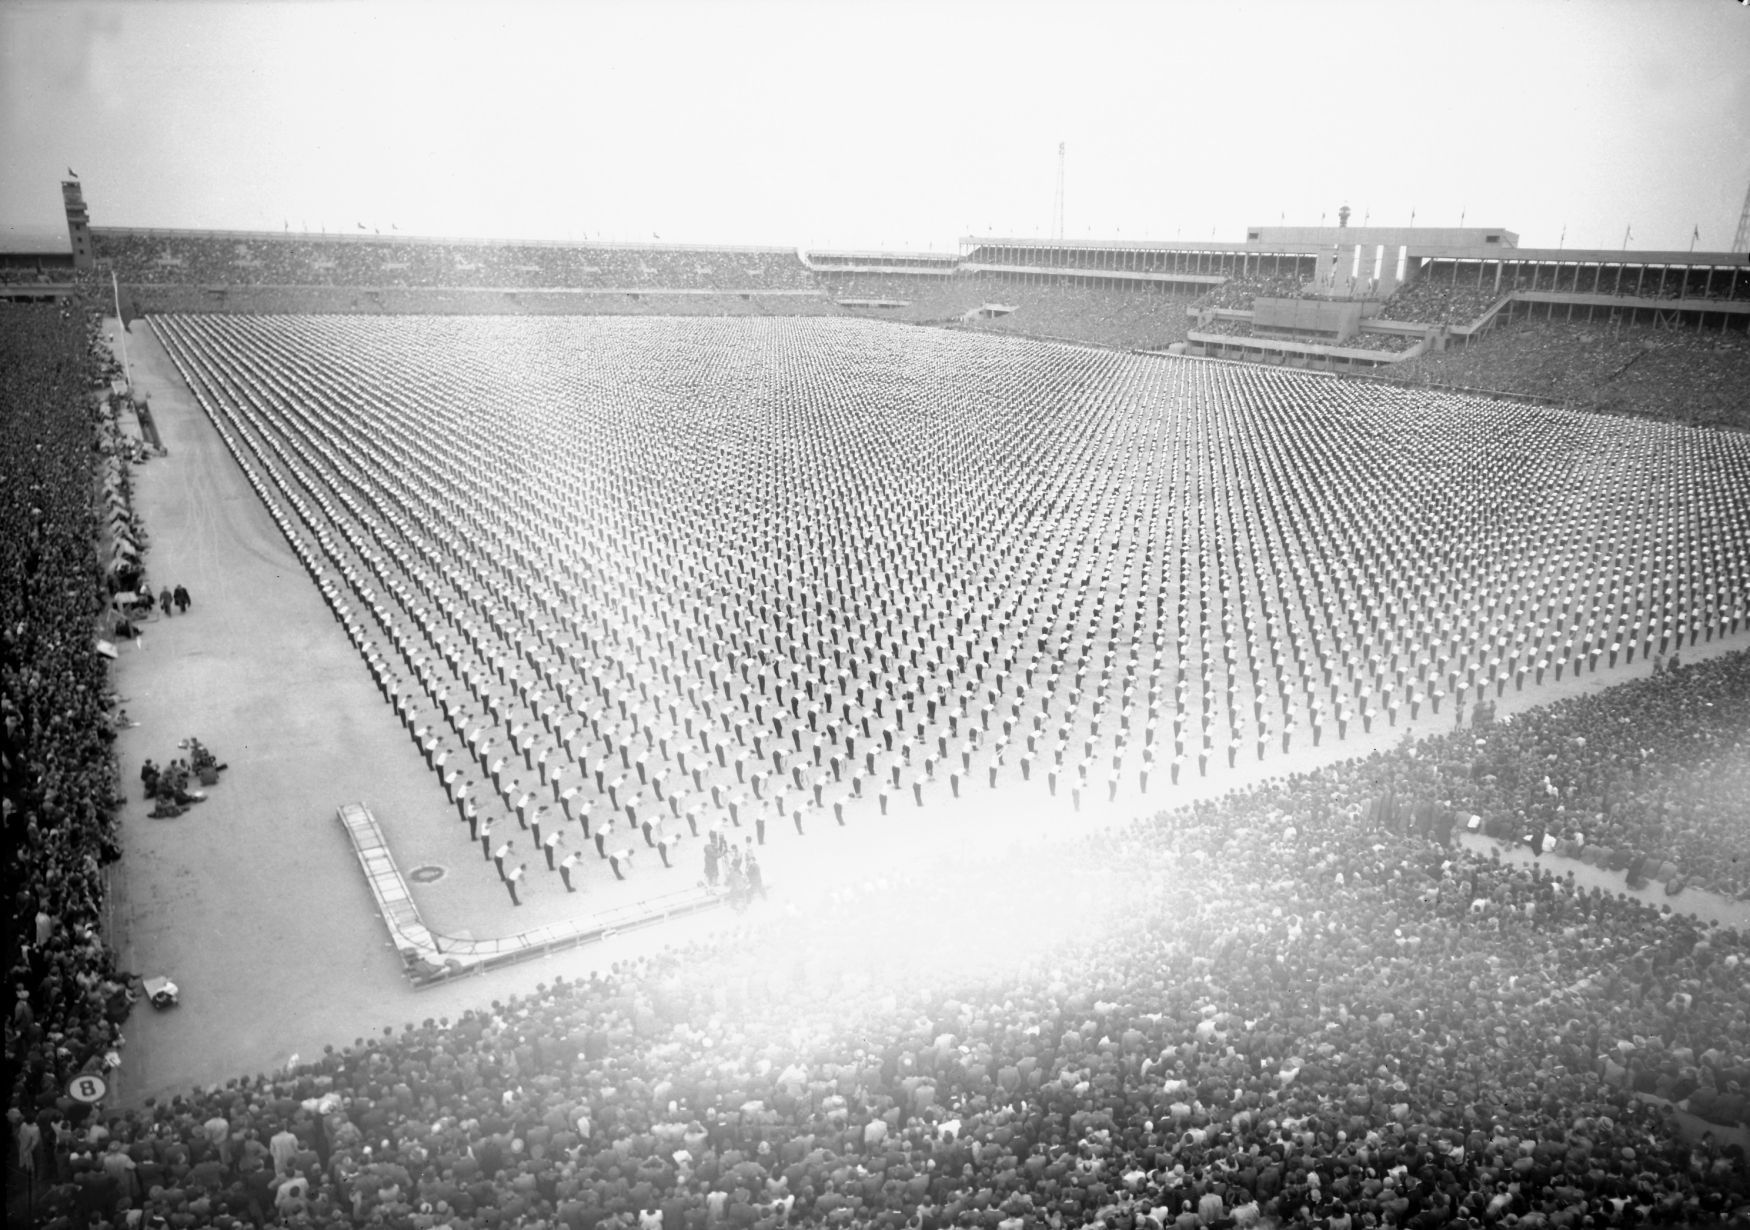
[{"x1": 336, "y1": 802, "x2": 728, "y2": 987}]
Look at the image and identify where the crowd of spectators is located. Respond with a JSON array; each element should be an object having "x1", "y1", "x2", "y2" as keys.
[
  {"x1": 12, "y1": 648, "x2": 1750, "y2": 1230},
  {"x1": 116, "y1": 286, "x2": 842, "y2": 323},
  {"x1": 1392, "y1": 321, "x2": 1750, "y2": 432},
  {"x1": 966, "y1": 285, "x2": 1195, "y2": 351},
  {"x1": 1380, "y1": 286, "x2": 1501, "y2": 328},
  {"x1": 1496, "y1": 268, "x2": 1750, "y2": 304},
  {"x1": 92, "y1": 233, "x2": 815, "y2": 293},
  {"x1": 1196, "y1": 277, "x2": 1309, "y2": 312},
  {"x1": 1190, "y1": 319, "x2": 1419, "y2": 357},
  {"x1": 821, "y1": 276, "x2": 1199, "y2": 351},
  {"x1": 1454, "y1": 652, "x2": 1750, "y2": 898},
  {"x1": 1341, "y1": 333, "x2": 1418, "y2": 355},
  {"x1": 0, "y1": 265, "x2": 77, "y2": 286},
  {"x1": 2, "y1": 301, "x2": 142, "y2": 1156}
]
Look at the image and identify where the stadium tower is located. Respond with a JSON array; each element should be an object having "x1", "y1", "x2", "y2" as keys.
[{"x1": 62, "y1": 178, "x2": 95, "y2": 272}]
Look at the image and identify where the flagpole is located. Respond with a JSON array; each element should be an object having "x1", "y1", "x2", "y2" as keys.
[
  {"x1": 111, "y1": 270, "x2": 132, "y2": 394},
  {"x1": 1689, "y1": 226, "x2": 1698, "y2": 254}
]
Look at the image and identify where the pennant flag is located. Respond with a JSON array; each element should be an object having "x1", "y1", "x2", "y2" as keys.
[
  {"x1": 67, "y1": 166, "x2": 79, "y2": 178},
  {"x1": 1693, "y1": 224, "x2": 1700, "y2": 241},
  {"x1": 357, "y1": 222, "x2": 367, "y2": 230}
]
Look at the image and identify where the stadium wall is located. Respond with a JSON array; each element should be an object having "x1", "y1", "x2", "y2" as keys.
[{"x1": 120, "y1": 284, "x2": 841, "y2": 318}]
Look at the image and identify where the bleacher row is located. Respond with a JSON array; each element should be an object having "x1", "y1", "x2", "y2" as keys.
[
  {"x1": 94, "y1": 232, "x2": 815, "y2": 292},
  {"x1": 148, "y1": 314, "x2": 1750, "y2": 903},
  {"x1": 1394, "y1": 321, "x2": 1750, "y2": 434}
]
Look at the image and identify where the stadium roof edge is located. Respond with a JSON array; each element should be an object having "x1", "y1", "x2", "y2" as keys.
[
  {"x1": 1492, "y1": 247, "x2": 1750, "y2": 264},
  {"x1": 962, "y1": 235, "x2": 1748, "y2": 265},
  {"x1": 89, "y1": 225, "x2": 800, "y2": 255},
  {"x1": 806, "y1": 249, "x2": 959, "y2": 261}
]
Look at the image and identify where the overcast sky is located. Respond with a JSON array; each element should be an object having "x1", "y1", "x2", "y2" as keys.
[{"x1": 3, "y1": 0, "x2": 1748, "y2": 254}]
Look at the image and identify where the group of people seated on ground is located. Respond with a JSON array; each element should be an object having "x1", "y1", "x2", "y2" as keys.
[
  {"x1": 92, "y1": 233, "x2": 816, "y2": 293},
  {"x1": 139, "y1": 740, "x2": 228, "y2": 819},
  {"x1": 14, "y1": 647, "x2": 1750, "y2": 1230},
  {"x1": 2, "y1": 299, "x2": 140, "y2": 1149}
]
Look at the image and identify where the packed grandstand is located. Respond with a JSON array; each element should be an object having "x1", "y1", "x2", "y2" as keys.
[
  {"x1": 4, "y1": 198, "x2": 1750, "y2": 1230},
  {"x1": 48, "y1": 221, "x2": 1744, "y2": 432}
]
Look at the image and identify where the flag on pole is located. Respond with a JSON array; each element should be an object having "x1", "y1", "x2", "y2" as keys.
[{"x1": 1410, "y1": 207, "x2": 1416, "y2": 225}]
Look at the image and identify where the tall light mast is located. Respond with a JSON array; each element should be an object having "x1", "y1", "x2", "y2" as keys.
[
  {"x1": 1733, "y1": 177, "x2": 1750, "y2": 253},
  {"x1": 1051, "y1": 143, "x2": 1065, "y2": 242}
]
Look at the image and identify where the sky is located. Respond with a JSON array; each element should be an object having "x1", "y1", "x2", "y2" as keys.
[{"x1": 3, "y1": 0, "x2": 1749, "y2": 255}]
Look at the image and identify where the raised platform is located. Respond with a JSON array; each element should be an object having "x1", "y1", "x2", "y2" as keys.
[{"x1": 336, "y1": 802, "x2": 728, "y2": 986}]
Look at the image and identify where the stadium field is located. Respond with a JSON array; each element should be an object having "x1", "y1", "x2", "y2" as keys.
[{"x1": 109, "y1": 314, "x2": 1750, "y2": 1104}]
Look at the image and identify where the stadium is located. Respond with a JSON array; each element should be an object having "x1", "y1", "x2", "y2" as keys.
[{"x1": 6, "y1": 6, "x2": 1750, "y2": 1226}]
